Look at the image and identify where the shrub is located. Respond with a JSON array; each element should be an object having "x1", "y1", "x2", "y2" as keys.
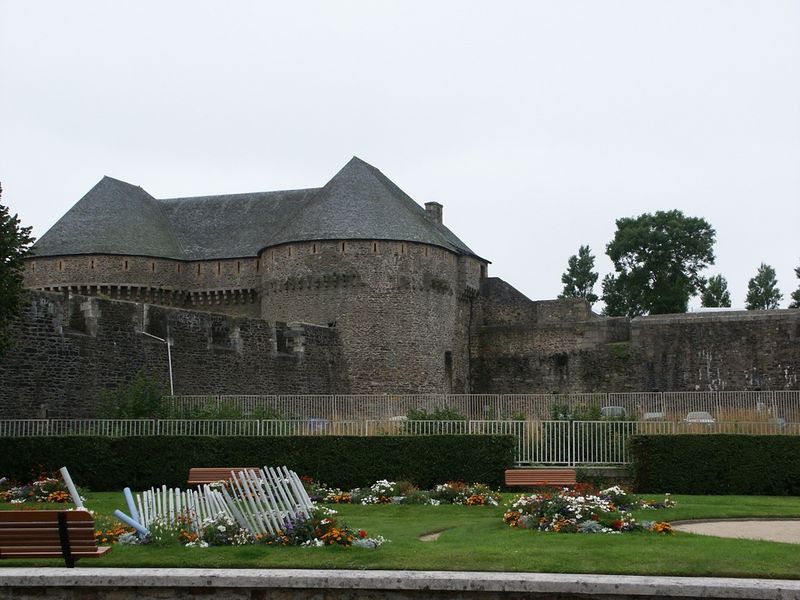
[
  {"x1": 98, "y1": 371, "x2": 166, "y2": 418},
  {"x1": 631, "y1": 434, "x2": 800, "y2": 495},
  {"x1": 0, "y1": 435, "x2": 515, "y2": 491}
]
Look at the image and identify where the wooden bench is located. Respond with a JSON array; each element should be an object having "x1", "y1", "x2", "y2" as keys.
[
  {"x1": 187, "y1": 467, "x2": 258, "y2": 486},
  {"x1": 0, "y1": 510, "x2": 111, "y2": 568},
  {"x1": 504, "y1": 468, "x2": 577, "y2": 488}
]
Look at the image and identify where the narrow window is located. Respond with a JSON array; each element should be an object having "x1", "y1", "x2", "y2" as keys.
[
  {"x1": 59, "y1": 261, "x2": 63, "y2": 271},
  {"x1": 424, "y1": 247, "x2": 428, "y2": 257},
  {"x1": 341, "y1": 242, "x2": 345, "y2": 253},
  {"x1": 124, "y1": 260, "x2": 128, "y2": 271},
  {"x1": 177, "y1": 264, "x2": 181, "y2": 273},
  {"x1": 312, "y1": 243, "x2": 317, "y2": 254},
  {"x1": 217, "y1": 262, "x2": 221, "y2": 274},
  {"x1": 151, "y1": 262, "x2": 156, "y2": 272},
  {"x1": 401, "y1": 243, "x2": 405, "y2": 254},
  {"x1": 237, "y1": 261, "x2": 241, "y2": 274},
  {"x1": 90, "y1": 259, "x2": 95, "y2": 269},
  {"x1": 31, "y1": 262, "x2": 36, "y2": 272},
  {"x1": 480, "y1": 264, "x2": 486, "y2": 278},
  {"x1": 256, "y1": 259, "x2": 260, "y2": 272},
  {"x1": 197, "y1": 263, "x2": 201, "y2": 275},
  {"x1": 288, "y1": 246, "x2": 292, "y2": 257},
  {"x1": 373, "y1": 242, "x2": 377, "y2": 253}
]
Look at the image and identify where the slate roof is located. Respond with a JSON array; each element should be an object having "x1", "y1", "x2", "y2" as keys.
[{"x1": 33, "y1": 157, "x2": 484, "y2": 261}]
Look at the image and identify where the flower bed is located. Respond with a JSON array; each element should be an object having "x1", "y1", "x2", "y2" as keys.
[
  {"x1": 306, "y1": 478, "x2": 502, "y2": 507},
  {"x1": 0, "y1": 472, "x2": 82, "y2": 504},
  {"x1": 503, "y1": 485, "x2": 675, "y2": 534}
]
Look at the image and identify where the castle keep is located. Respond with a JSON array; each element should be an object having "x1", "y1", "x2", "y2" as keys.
[
  {"x1": 4, "y1": 157, "x2": 797, "y2": 417},
  {"x1": 22, "y1": 158, "x2": 487, "y2": 394}
]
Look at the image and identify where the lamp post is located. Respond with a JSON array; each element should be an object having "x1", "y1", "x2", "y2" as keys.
[{"x1": 140, "y1": 324, "x2": 174, "y2": 396}]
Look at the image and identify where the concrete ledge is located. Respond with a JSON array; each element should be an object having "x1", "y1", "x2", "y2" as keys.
[{"x1": 1, "y1": 569, "x2": 800, "y2": 599}]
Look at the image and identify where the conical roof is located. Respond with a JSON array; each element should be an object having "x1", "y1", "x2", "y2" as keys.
[
  {"x1": 32, "y1": 158, "x2": 483, "y2": 261},
  {"x1": 268, "y1": 157, "x2": 478, "y2": 256},
  {"x1": 33, "y1": 177, "x2": 182, "y2": 258}
]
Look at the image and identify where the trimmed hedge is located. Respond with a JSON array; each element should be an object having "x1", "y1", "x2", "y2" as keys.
[
  {"x1": 0, "y1": 435, "x2": 515, "y2": 491},
  {"x1": 631, "y1": 434, "x2": 800, "y2": 495}
]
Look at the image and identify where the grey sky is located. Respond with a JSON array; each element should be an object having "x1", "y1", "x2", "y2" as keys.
[{"x1": 2, "y1": 1, "x2": 798, "y2": 309}]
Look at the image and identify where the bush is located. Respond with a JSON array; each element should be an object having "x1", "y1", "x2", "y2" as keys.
[
  {"x1": 0, "y1": 435, "x2": 515, "y2": 491},
  {"x1": 631, "y1": 435, "x2": 800, "y2": 495},
  {"x1": 98, "y1": 371, "x2": 166, "y2": 418}
]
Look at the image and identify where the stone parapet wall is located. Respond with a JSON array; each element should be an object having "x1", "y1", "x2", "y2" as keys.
[
  {"x1": 472, "y1": 280, "x2": 800, "y2": 393},
  {"x1": 0, "y1": 292, "x2": 348, "y2": 418}
]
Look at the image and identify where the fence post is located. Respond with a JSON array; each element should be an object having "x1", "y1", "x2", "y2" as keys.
[{"x1": 570, "y1": 420, "x2": 575, "y2": 467}]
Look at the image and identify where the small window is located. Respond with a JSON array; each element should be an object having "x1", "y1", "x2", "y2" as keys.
[
  {"x1": 312, "y1": 243, "x2": 317, "y2": 254},
  {"x1": 59, "y1": 261, "x2": 64, "y2": 271},
  {"x1": 124, "y1": 260, "x2": 128, "y2": 271},
  {"x1": 341, "y1": 242, "x2": 345, "y2": 253},
  {"x1": 480, "y1": 264, "x2": 486, "y2": 278},
  {"x1": 373, "y1": 242, "x2": 377, "y2": 253},
  {"x1": 256, "y1": 259, "x2": 260, "y2": 271},
  {"x1": 288, "y1": 246, "x2": 292, "y2": 257},
  {"x1": 237, "y1": 261, "x2": 241, "y2": 274},
  {"x1": 217, "y1": 262, "x2": 221, "y2": 274},
  {"x1": 177, "y1": 264, "x2": 181, "y2": 273},
  {"x1": 424, "y1": 247, "x2": 428, "y2": 257},
  {"x1": 401, "y1": 243, "x2": 405, "y2": 254},
  {"x1": 197, "y1": 264, "x2": 201, "y2": 275},
  {"x1": 151, "y1": 262, "x2": 156, "y2": 272},
  {"x1": 90, "y1": 259, "x2": 95, "y2": 269}
]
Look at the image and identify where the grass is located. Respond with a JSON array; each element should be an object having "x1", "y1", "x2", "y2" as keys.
[{"x1": 2, "y1": 492, "x2": 800, "y2": 577}]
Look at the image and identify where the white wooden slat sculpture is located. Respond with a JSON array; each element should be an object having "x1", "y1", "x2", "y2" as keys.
[{"x1": 116, "y1": 465, "x2": 313, "y2": 537}]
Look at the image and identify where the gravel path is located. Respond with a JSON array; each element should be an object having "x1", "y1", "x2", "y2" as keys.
[{"x1": 672, "y1": 519, "x2": 800, "y2": 544}]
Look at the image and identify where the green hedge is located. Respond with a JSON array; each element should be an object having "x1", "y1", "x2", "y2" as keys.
[
  {"x1": 631, "y1": 434, "x2": 800, "y2": 495},
  {"x1": 0, "y1": 435, "x2": 515, "y2": 491}
]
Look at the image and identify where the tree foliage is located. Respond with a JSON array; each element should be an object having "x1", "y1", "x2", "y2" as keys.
[
  {"x1": 790, "y1": 262, "x2": 800, "y2": 309},
  {"x1": 700, "y1": 274, "x2": 732, "y2": 308},
  {"x1": 745, "y1": 263, "x2": 782, "y2": 310},
  {"x1": 601, "y1": 210, "x2": 715, "y2": 317},
  {"x1": 0, "y1": 184, "x2": 35, "y2": 355},
  {"x1": 558, "y1": 244, "x2": 599, "y2": 304}
]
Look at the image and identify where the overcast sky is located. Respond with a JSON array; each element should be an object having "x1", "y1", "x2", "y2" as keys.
[{"x1": 2, "y1": 1, "x2": 798, "y2": 310}]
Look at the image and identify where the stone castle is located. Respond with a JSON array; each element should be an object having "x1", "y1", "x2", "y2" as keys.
[{"x1": 3, "y1": 157, "x2": 798, "y2": 417}]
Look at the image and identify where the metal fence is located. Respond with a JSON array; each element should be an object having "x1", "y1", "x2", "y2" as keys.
[
  {"x1": 2, "y1": 418, "x2": 799, "y2": 466},
  {"x1": 162, "y1": 390, "x2": 800, "y2": 422}
]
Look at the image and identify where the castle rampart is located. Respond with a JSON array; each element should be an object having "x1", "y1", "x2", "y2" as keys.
[
  {"x1": 471, "y1": 278, "x2": 800, "y2": 393},
  {"x1": 0, "y1": 291, "x2": 349, "y2": 418}
]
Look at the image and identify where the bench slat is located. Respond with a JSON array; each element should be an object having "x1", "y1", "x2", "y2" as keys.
[
  {"x1": 505, "y1": 468, "x2": 577, "y2": 487},
  {"x1": 187, "y1": 467, "x2": 257, "y2": 485},
  {"x1": 0, "y1": 510, "x2": 111, "y2": 567}
]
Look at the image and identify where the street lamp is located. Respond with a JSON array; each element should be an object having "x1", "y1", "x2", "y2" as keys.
[{"x1": 139, "y1": 324, "x2": 174, "y2": 396}]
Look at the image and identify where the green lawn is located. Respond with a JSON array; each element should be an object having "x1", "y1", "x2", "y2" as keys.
[{"x1": 2, "y1": 492, "x2": 800, "y2": 577}]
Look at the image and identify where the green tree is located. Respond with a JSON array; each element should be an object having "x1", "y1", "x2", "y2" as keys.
[
  {"x1": 0, "y1": 184, "x2": 35, "y2": 355},
  {"x1": 558, "y1": 245, "x2": 599, "y2": 304},
  {"x1": 745, "y1": 263, "x2": 782, "y2": 310},
  {"x1": 602, "y1": 210, "x2": 715, "y2": 316},
  {"x1": 700, "y1": 274, "x2": 732, "y2": 308},
  {"x1": 790, "y1": 262, "x2": 800, "y2": 309}
]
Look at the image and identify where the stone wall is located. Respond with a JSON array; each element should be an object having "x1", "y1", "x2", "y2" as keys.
[
  {"x1": 260, "y1": 240, "x2": 485, "y2": 394},
  {"x1": 23, "y1": 255, "x2": 262, "y2": 317},
  {"x1": 472, "y1": 278, "x2": 800, "y2": 393},
  {"x1": 0, "y1": 291, "x2": 349, "y2": 418}
]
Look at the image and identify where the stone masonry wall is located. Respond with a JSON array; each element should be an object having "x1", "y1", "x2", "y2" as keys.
[
  {"x1": 0, "y1": 291, "x2": 349, "y2": 418},
  {"x1": 260, "y1": 240, "x2": 485, "y2": 394},
  {"x1": 472, "y1": 278, "x2": 800, "y2": 393},
  {"x1": 23, "y1": 255, "x2": 262, "y2": 317}
]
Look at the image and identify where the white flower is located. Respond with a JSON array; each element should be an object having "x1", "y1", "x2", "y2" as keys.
[{"x1": 217, "y1": 525, "x2": 226, "y2": 532}]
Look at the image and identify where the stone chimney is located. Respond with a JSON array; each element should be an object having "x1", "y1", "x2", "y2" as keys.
[{"x1": 424, "y1": 202, "x2": 443, "y2": 225}]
